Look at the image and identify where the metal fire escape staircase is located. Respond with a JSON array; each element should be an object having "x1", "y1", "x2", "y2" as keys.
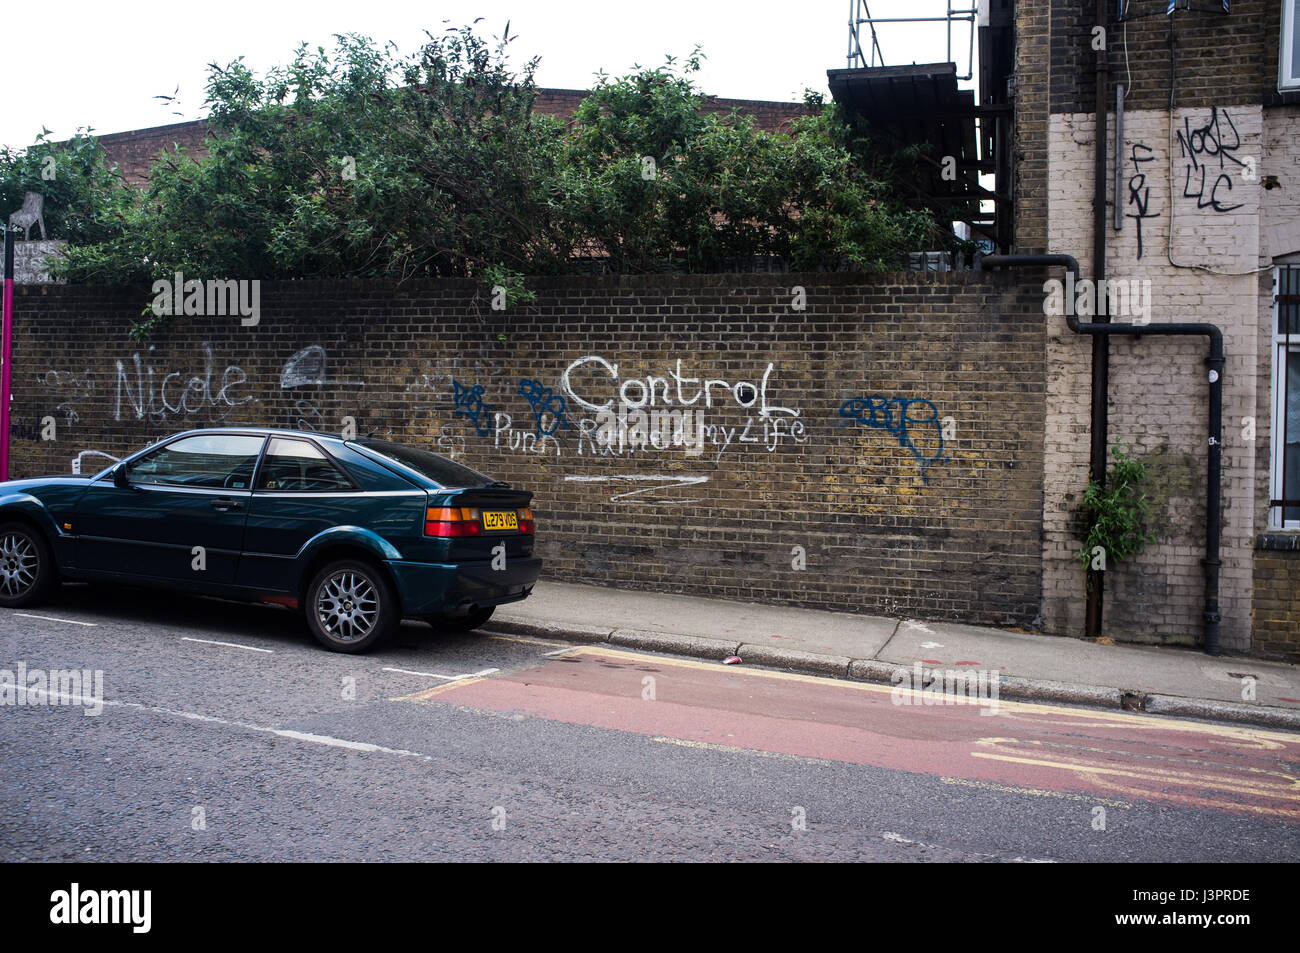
[{"x1": 829, "y1": 1, "x2": 1014, "y2": 254}]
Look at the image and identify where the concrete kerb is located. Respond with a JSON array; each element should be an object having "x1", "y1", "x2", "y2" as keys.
[
  {"x1": 486, "y1": 619, "x2": 615, "y2": 644},
  {"x1": 738, "y1": 644, "x2": 854, "y2": 677},
  {"x1": 609, "y1": 628, "x2": 740, "y2": 659},
  {"x1": 1143, "y1": 693, "x2": 1300, "y2": 732},
  {"x1": 485, "y1": 618, "x2": 1300, "y2": 732}
]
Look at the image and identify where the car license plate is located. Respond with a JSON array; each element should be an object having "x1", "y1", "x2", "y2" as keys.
[{"x1": 482, "y1": 511, "x2": 518, "y2": 531}]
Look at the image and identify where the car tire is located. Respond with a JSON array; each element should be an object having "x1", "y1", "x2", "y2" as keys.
[
  {"x1": 0, "y1": 521, "x2": 59, "y2": 609},
  {"x1": 304, "y1": 559, "x2": 397, "y2": 653},
  {"x1": 426, "y1": 605, "x2": 495, "y2": 633}
]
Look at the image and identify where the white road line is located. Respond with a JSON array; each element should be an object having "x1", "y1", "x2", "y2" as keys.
[
  {"x1": 13, "y1": 684, "x2": 431, "y2": 761},
  {"x1": 180, "y1": 637, "x2": 274, "y2": 654},
  {"x1": 382, "y1": 667, "x2": 460, "y2": 680},
  {"x1": 381, "y1": 666, "x2": 500, "y2": 681},
  {"x1": 542, "y1": 647, "x2": 578, "y2": 657},
  {"x1": 14, "y1": 613, "x2": 99, "y2": 627}
]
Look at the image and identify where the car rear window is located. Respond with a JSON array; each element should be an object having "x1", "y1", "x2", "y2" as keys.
[{"x1": 352, "y1": 438, "x2": 497, "y2": 488}]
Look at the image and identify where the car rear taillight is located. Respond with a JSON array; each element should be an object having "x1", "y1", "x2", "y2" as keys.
[
  {"x1": 518, "y1": 507, "x2": 535, "y2": 535},
  {"x1": 425, "y1": 507, "x2": 484, "y2": 537}
]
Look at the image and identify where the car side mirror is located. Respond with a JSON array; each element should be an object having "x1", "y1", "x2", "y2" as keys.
[{"x1": 112, "y1": 464, "x2": 130, "y2": 489}]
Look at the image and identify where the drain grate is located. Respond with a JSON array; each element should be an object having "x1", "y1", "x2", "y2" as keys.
[{"x1": 1119, "y1": 691, "x2": 1148, "y2": 711}]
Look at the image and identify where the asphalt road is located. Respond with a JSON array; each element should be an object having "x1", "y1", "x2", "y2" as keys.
[{"x1": 1, "y1": 583, "x2": 1297, "y2": 862}]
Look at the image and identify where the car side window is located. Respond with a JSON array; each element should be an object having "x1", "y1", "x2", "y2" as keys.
[
  {"x1": 257, "y1": 438, "x2": 354, "y2": 492},
  {"x1": 128, "y1": 435, "x2": 266, "y2": 489}
]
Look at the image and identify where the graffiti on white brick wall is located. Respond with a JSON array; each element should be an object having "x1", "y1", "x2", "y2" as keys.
[
  {"x1": 1125, "y1": 142, "x2": 1159, "y2": 260},
  {"x1": 1177, "y1": 106, "x2": 1247, "y2": 214}
]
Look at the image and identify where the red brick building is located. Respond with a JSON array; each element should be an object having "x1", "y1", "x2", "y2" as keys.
[{"x1": 94, "y1": 88, "x2": 808, "y2": 185}]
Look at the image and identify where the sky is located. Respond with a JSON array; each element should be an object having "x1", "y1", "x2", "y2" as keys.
[{"x1": 1, "y1": 0, "x2": 978, "y2": 150}]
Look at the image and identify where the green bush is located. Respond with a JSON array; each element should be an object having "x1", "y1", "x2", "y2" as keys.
[
  {"x1": 0, "y1": 131, "x2": 135, "y2": 247},
  {"x1": 1079, "y1": 445, "x2": 1156, "y2": 574},
  {"x1": 2, "y1": 25, "x2": 962, "y2": 337}
]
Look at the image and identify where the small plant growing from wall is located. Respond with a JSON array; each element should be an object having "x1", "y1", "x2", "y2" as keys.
[{"x1": 1078, "y1": 445, "x2": 1156, "y2": 589}]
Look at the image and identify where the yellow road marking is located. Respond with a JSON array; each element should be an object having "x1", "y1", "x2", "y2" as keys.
[
  {"x1": 1085, "y1": 777, "x2": 1300, "y2": 819},
  {"x1": 971, "y1": 750, "x2": 1300, "y2": 799},
  {"x1": 973, "y1": 737, "x2": 1300, "y2": 795},
  {"x1": 393, "y1": 676, "x2": 488, "y2": 702},
  {"x1": 485, "y1": 633, "x2": 569, "y2": 648},
  {"x1": 968, "y1": 741, "x2": 1300, "y2": 818},
  {"x1": 980, "y1": 734, "x2": 1300, "y2": 773},
  {"x1": 995, "y1": 709, "x2": 1294, "y2": 751}
]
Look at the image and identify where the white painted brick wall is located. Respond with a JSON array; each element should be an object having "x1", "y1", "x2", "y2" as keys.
[{"x1": 1044, "y1": 105, "x2": 1270, "y2": 651}]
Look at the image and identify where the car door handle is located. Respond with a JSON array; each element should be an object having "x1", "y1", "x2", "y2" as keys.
[{"x1": 210, "y1": 498, "x2": 245, "y2": 512}]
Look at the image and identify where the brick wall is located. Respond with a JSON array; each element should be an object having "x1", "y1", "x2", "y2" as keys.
[
  {"x1": 9, "y1": 272, "x2": 1046, "y2": 638},
  {"x1": 1253, "y1": 536, "x2": 1300, "y2": 660},
  {"x1": 1013, "y1": 0, "x2": 1052, "y2": 253},
  {"x1": 1048, "y1": 0, "x2": 1279, "y2": 115},
  {"x1": 91, "y1": 122, "x2": 209, "y2": 186},
  {"x1": 1043, "y1": 106, "x2": 1264, "y2": 650},
  {"x1": 1011, "y1": 0, "x2": 1300, "y2": 652}
]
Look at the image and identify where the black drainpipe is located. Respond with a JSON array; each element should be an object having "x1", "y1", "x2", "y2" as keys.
[
  {"x1": 1087, "y1": 0, "x2": 1111, "y2": 639},
  {"x1": 979, "y1": 254, "x2": 1224, "y2": 655}
]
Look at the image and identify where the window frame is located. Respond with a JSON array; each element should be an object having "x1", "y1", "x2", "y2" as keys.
[
  {"x1": 125, "y1": 432, "x2": 267, "y2": 490},
  {"x1": 1282, "y1": 0, "x2": 1300, "y2": 91},
  {"x1": 251, "y1": 436, "x2": 361, "y2": 494},
  {"x1": 1270, "y1": 265, "x2": 1300, "y2": 528}
]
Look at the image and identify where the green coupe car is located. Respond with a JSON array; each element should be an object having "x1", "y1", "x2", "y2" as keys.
[{"x1": 0, "y1": 429, "x2": 540, "y2": 652}]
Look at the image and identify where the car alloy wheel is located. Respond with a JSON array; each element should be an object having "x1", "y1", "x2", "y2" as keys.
[
  {"x1": 304, "y1": 559, "x2": 397, "y2": 653},
  {"x1": 0, "y1": 522, "x2": 57, "y2": 609},
  {"x1": 316, "y1": 570, "x2": 379, "y2": 643},
  {"x1": 0, "y1": 531, "x2": 38, "y2": 599}
]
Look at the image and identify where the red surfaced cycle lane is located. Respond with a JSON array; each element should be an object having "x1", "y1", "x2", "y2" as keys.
[{"x1": 399, "y1": 645, "x2": 1300, "y2": 821}]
